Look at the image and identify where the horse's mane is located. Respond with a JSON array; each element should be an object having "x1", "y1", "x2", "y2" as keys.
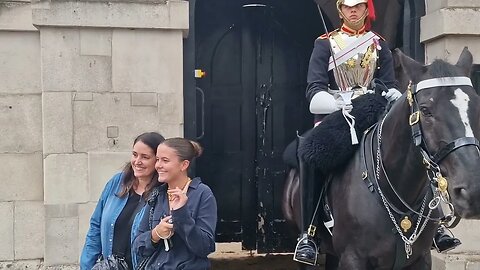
[{"x1": 428, "y1": 59, "x2": 460, "y2": 77}]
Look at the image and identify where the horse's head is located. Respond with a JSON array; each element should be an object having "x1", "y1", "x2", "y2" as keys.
[{"x1": 394, "y1": 47, "x2": 480, "y2": 219}]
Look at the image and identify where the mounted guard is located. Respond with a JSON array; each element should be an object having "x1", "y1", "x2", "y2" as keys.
[{"x1": 293, "y1": 0, "x2": 461, "y2": 266}]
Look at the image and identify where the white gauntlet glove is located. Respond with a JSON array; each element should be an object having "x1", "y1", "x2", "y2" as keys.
[{"x1": 383, "y1": 88, "x2": 402, "y2": 102}]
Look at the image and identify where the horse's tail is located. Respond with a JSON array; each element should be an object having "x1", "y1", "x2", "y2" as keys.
[{"x1": 282, "y1": 168, "x2": 301, "y2": 232}]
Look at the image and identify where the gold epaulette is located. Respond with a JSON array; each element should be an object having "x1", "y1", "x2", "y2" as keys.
[{"x1": 316, "y1": 30, "x2": 338, "y2": 40}]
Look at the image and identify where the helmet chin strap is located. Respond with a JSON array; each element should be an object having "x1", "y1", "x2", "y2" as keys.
[{"x1": 340, "y1": 10, "x2": 368, "y2": 30}]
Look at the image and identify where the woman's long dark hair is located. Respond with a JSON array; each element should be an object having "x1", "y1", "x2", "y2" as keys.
[{"x1": 117, "y1": 132, "x2": 165, "y2": 198}]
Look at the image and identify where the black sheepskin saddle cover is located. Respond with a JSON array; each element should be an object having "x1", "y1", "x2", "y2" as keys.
[{"x1": 283, "y1": 93, "x2": 387, "y2": 174}]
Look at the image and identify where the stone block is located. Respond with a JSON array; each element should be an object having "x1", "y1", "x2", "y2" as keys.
[
  {"x1": 158, "y1": 123, "x2": 184, "y2": 138},
  {"x1": 0, "y1": 153, "x2": 43, "y2": 201},
  {"x1": 14, "y1": 201, "x2": 45, "y2": 260},
  {"x1": 0, "y1": 2, "x2": 37, "y2": 31},
  {"x1": 0, "y1": 32, "x2": 41, "y2": 94},
  {"x1": 40, "y1": 28, "x2": 112, "y2": 92},
  {"x1": 80, "y1": 28, "x2": 112, "y2": 56},
  {"x1": 73, "y1": 93, "x2": 161, "y2": 152},
  {"x1": 0, "y1": 202, "x2": 14, "y2": 261},
  {"x1": 107, "y1": 126, "x2": 119, "y2": 138},
  {"x1": 78, "y1": 202, "x2": 97, "y2": 256},
  {"x1": 45, "y1": 204, "x2": 78, "y2": 218},
  {"x1": 425, "y1": 37, "x2": 480, "y2": 65},
  {"x1": 467, "y1": 261, "x2": 480, "y2": 270},
  {"x1": 0, "y1": 95, "x2": 42, "y2": 153},
  {"x1": 158, "y1": 93, "x2": 183, "y2": 124},
  {"x1": 32, "y1": 0, "x2": 188, "y2": 31},
  {"x1": 74, "y1": 92, "x2": 93, "y2": 101},
  {"x1": 88, "y1": 151, "x2": 130, "y2": 201},
  {"x1": 111, "y1": 29, "x2": 183, "y2": 93},
  {"x1": 44, "y1": 217, "x2": 79, "y2": 266},
  {"x1": 427, "y1": 0, "x2": 480, "y2": 12},
  {"x1": 450, "y1": 220, "x2": 480, "y2": 253},
  {"x1": 43, "y1": 92, "x2": 73, "y2": 154},
  {"x1": 131, "y1": 92, "x2": 158, "y2": 107},
  {"x1": 44, "y1": 153, "x2": 89, "y2": 204},
  {"x1": 421, "y1": 8, "x2": 480, "y2": 43}
]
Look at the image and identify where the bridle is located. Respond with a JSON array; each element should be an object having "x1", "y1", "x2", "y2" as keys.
[
  {"x1": 407, "y1": 76, "x2": 479, "y2": 201},
  {"x1": 373, "y1": 76, "x2": 479, "y2": 259}
]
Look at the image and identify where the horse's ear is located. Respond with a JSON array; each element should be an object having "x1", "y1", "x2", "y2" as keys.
[
  {"x1": 393, "y1": 48, "x2": 425, "y2": 83},
  {"x1": 455, "y1": 47, "x2": 473, "y2": 76}
]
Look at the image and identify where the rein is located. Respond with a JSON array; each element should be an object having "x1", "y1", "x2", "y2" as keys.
[{"x1": 372, "y1": 76, "x2": 478, "y2": 259}]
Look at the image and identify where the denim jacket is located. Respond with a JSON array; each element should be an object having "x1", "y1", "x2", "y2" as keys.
[
  {"x1": 133, "y1": 177, "x2": 217, "y2": 270},
  {"x1": 80, "y1": 172, "x2": 146, "y2": 270}
]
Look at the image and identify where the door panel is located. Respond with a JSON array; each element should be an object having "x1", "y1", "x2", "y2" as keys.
[{"x1": 195, "y1": 0, "x2": 316, "y2": 252}]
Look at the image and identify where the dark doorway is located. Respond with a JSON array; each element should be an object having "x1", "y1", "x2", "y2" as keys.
[
  {"x1": 193, "y1": 0, "x2": 319, "y2": 252},
  {"x1": 184, "y1": 0, "x2": 425, "y2": 253}
]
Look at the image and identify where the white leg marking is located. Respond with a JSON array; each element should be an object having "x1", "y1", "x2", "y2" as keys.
[{"x1": 450, "y1": 88, "x2": 474, "y2": 137}]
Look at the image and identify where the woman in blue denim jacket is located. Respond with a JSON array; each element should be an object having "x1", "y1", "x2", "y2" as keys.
[
  {"x1": 134, "y1": 138, "x2": 217, "y2": 270},
  {"x1": 80, "y1": 132, "x2": 165, "y2": 270}
]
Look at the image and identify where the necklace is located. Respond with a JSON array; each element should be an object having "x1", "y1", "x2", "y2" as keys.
[{"x1": 167, "y1": 178, "x2": 192, "y2": 201}]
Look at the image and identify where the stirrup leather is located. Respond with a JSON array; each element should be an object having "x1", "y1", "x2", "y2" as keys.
[{"x1": 293, "y1": 234, "x2": 319, "y2": 266}]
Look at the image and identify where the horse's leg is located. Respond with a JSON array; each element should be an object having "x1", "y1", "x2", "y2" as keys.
[{"x1": 403, "y1": 252, "x2": 432, "y2": 270}]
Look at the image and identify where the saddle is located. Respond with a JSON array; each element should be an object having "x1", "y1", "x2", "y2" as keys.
[{"x1": 299, "y1": 93, "x2": 387, "y2": 173}]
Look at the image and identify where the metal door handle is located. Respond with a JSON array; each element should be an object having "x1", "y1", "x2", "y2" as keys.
[{"x1": 196, "y1": 87, "x2": 205, "y2": 140}]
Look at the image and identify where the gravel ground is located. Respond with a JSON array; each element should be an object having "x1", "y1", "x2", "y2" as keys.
[{"x1": 209, "y1": 243, "x2": 325, "y2": 270}]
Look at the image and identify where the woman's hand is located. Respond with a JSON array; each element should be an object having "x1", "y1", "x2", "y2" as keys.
[
  {"x1": 167, "y1": 187, "x2": 188, "y2": 210},
  {"x1": 151, "y1": 215, "x2": 174, "y2": 242}
]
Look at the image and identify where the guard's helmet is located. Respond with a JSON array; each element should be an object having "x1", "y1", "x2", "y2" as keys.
[{"x1": 336, "y1": 0, "x2": 376, "y2": 30}]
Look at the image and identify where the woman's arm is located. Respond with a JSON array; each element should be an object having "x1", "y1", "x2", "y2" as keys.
[
  {"x1": 79, "y1": 174, "x2": 119, "y2": 270},
  {"x1": 133, "y1": 203, "x2": 160, "y2": 258},
  {"x1": 171, "y1": 188, "x2": 217, "y2": 258}
]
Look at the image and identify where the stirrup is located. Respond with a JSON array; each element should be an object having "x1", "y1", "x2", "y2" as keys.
[{"x1": 293, "y1": 234, "x2": 319, "y2": 266}]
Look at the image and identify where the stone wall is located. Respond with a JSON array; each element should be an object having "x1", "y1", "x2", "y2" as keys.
[
  {"x1": 0, "y1": 0, "x2": 188, "y2": 268},
  {"x1": 421, "y1": 0, "x2": 480, "y2": 269}
]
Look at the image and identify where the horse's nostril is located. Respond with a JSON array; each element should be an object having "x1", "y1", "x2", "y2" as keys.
[{"x1": 454, "y1": 187, "x2": 469, "y2": 200}]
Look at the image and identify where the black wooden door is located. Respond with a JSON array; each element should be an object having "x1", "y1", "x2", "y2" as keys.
[{"x1": 194, "y1": 0, "x2": 316, "y2": 252}]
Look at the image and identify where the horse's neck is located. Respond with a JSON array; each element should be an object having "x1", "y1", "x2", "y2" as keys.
[{"x1": 379, "y1": 97, "x2": 428, "y2": 205}]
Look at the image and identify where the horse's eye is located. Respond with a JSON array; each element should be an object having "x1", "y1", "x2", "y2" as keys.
[{"x1": 420, "y1": 107, "x2": 432, "y2": 117}]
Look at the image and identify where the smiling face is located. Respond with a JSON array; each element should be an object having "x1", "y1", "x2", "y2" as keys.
[
  {"x1": 155, "y1": 144, "x2": 189, "y2": 184},
  {"x1": 131, "y1": 141, "x2": 157, "y2": 180}
]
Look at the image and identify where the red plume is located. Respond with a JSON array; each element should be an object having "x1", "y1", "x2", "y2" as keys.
[{"x1": 365, "y1": 0, "x2": 376, "y2": 30}]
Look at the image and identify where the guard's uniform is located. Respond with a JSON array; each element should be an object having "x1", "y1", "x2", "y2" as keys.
[
  {"x1": 293, "y1": 23, "x2": 398, "y2": 266},
  {"x1": 306, "y1": 24, "x2": 397, "y2": 123}
]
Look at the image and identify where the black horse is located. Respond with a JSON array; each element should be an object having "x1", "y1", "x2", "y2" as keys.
[{"x1": 282, "y1": 47, "x2": 480, "y2": 269}]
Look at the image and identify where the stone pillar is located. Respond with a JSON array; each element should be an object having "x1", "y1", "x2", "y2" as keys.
[
  {"x1": 421, "y1": 1, "x2": 480, "y2": 269},
  {"x1": 421, "y1": 0, "x2": 480, "y2": 64},
  {"x1": 31, "y1": 0, "x2": 188, "y2": 267},
  {"x1": 0, "y1": 0, "x2": 45, "y2": 267}
]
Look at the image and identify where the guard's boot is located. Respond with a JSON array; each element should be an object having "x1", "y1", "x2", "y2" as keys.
[
  {"x1": 433, "y1": 225, "x2": 461, "y2": 253},
  {"x1": 293, "y1": 135, "x2": 319, "y2": 266}
]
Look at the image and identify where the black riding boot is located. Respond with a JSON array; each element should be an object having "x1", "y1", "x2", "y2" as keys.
[
  {"x1": 432, "y1": 225, "x2": 461, "y2": 253},
  {"x1": 293, "y1": 136, "x2": 319, "y2": 266}
]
